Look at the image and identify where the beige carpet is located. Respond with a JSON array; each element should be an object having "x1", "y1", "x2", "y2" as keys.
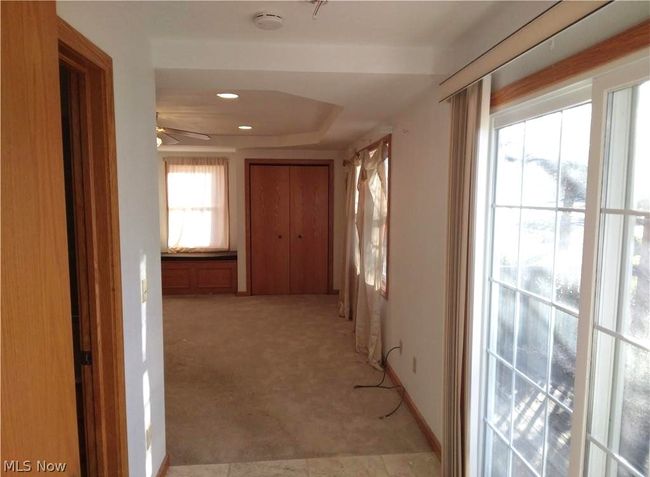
[
  {"x1": 163, "y1": 294, "x2": 430, "y2": 465},
  {"x1": 167, "y1": 452, "x2": 440, "y2": 477}
]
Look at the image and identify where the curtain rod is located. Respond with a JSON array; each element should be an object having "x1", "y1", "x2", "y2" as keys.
[
  {"x1": 355, "y1": 134, "x2": 392, "y2": 156},
  {"x1": 437, "y1": 0, "x2": 610, "y2": 102},
  {"x1": 343, "y1": 134, "x2": 392, "y2": 166}
]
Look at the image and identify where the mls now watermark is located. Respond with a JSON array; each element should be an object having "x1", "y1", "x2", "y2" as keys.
[{"x1": 3, "y1": 460, "x2": 67, "y2": 472}]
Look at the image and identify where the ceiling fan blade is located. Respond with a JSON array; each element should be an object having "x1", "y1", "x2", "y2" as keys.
[
  {"x1": 160, "y1": 132, "x2": 180, "y2": 145},
  {"x1": 161, "y1": 127, "x2": 211, "y2": 141}
]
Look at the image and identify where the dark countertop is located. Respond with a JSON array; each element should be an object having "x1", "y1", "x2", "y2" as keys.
[{"x1": 161, "y1": 251, "x2": 237, "y2": 261}]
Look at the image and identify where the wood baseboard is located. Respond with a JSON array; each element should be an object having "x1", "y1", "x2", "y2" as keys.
[
  {"x1": 156, "y1": 453, "x2": 169, "y2": 477},
  {"x1": 385, "y1": 364, "x2": 442, "y2": 460},
  {"x1": 236, "y1": 290, "x2": 251, "y2": 296}
]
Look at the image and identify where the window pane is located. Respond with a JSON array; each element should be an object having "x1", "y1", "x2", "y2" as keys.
[
  {"x1": 490, "y1": 285, "x2": 516, "y2": 363},
  {"x1": 495, "y1": 123, "x2": 524, "y2": 206},
  {"x1": 550, "y1": 311, "x2": 578, "y2": 409},
  {"x1": 616, "y1": 342, "x2": 649, "y2": 475},
  {"x1": 516, "y1": 296, "x2": 551, "y2": 387},
  {"x1": 513, "y1": 376, "x2": 546, "y2": 474},
  {"x1": 484, "y1": 427, "x2": 510, "y2": 477},
  {"x1": 631, "y1": 81, "x2": 649, "y2": 212},
  {"x1": 602, "y1": 80, "x2": 650, "y2": 211},
  {"x1": 486, "y1": 356, "x2": 513, "y2": 437},
  {"x1": 520, "y1": 210, "x2": 556, "y2": 298},
  {"x1": 485, "y1": 103, "x2": 589, "y2": 477},
  {"x1": 545, "y1": 400, "x2": 572, "y2": 476},
  {"x1": 611, "y1": 461, "x2": 640, "y2": 477},
  {"x1": 555, "y1": 212, "x2": 585, "y2": 312},
  {"x1": 602, "y1": 87, "x2": 633, "y2": 210},
  {"x1": 596, "y1": 213, "x2": 625, "y2": 331},
  {"x1": 597, "y1": 214, "x2": 650, "y2": 345},
  {"x1": 588, "y1": 335, "x2": 650, "y2": 476},
  {"x1": 522, "y1": 112, "x2": 561, "y2": 207},
  {"x1": 624, "y1": 215, "x2": 649, "y2": 345},
  {"x1": 493, "y1": 207, "x2": 520, "y2": 285},
  {"x1": 559, "y1": 104, "x2": 591, "y2": 209},
  {"x1": 511, "y1": 452, "x2": 537, "y2": 477}
]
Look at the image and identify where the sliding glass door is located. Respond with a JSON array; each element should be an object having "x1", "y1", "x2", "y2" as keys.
[
  {"x1": 584, "y1": 74, "x2": 649, "y2": 477},
  {"x1": 478, "y1": 56, "x2": 649, "y2": 477}
]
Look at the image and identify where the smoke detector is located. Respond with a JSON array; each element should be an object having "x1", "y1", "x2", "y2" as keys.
[{"x1": 253, "y1": 12, "x2": 284, "y2": 30}]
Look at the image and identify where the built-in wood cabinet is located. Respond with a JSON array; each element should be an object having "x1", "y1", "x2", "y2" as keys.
[
  {"x1": 247, "y1": 162, "x2": 332, "y2": 295},
  {"x1": 161, "y1": 253, "x2": 237, "y2": 295}
]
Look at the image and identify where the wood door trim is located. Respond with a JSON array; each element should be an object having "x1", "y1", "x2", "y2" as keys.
[
  {"x1": 58, "y1": 17, "x2": 128, "y2": 476},
  {"x1": 245, "y1": 159, "x2": 335, "y2": 295},
  {"x1": 491, "y1": 19, "x2": 650, "y2": 109}
]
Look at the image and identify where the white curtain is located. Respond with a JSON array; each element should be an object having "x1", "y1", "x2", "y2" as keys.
[
  {"x1": 354, "y1": 143, "x2": 389, "y2": 369},
  {"x1": 338, "y1": 154, "x2": 361, "y2": 320},
  {"x1": 165, "y1": 157, "x2": 229, "y2": 251}
]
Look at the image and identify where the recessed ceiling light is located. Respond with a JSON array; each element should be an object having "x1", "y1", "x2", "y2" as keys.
[
  {"x1": 238, "y1": 125, "x2": 253, "y2": 130},
  {"x1": 217, "y1": 92, "x2": 239, "y2": 99}
]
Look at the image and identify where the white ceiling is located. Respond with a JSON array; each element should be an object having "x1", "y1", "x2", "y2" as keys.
[
  {"x1": 129, "y1": 1, "x2": 524, "y2": 47},
  {"x1": 156, "y1": 69, "x2": 435, "y2": 148},
  {"x1": 142, "y1": 0, "x2": 555, "y2": 150},
  {"x1": 157, "y1": 90, "x2": 338, "y2": 136}
]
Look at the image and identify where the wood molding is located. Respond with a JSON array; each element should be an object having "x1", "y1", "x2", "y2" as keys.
[
  {"x1": 58, "y1": 17, "x2": 129, "y2": 476},
  {"x1": 156, "y1": 454, "x2": 170, "y2": 477},
  {"x1": 491, "y1": 19, "x2": 650, "y2": 109},
  {"x1": 58, "y1": 17, "x2": 112, "y2": 69},
  {"x1": 244, "y1": 159, "x2": 335, "y2": 295},
  {"x1": 386, "y1": 364, "x2": 442, "y2": 460},
  {"x1": 236, "y1": 291, "x2": 251, "y2": 297}
]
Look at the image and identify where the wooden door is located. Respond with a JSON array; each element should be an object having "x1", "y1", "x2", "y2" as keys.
[
  {"x1": 250, "y1": 165, "x2": 291, "y2": 294},
  {"x1": 1, "y1": 2, "x2": 81, "y2": 472},
  {"x1": 290, "y1": 166, "x2": 329, "y2": 294}
]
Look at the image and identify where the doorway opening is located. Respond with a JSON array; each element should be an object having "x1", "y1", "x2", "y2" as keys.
[{"x1": 59, "y1": 60, "x2": 95, "y2": 475}]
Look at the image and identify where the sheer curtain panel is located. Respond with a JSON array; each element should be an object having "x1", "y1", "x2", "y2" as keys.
[
  {"x1": 165, "y1": 157, "x2": 229, "y2": 252},
  {"x1": 339, "y1": 154, "x2": 361, "y2": 320},
  {"x1": 354, "y1": 143, "x2": 389, "y2": 369}
]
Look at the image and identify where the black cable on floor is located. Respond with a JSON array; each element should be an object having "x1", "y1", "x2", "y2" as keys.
[
  {"x1": 353, "y1": 345, "x2": 406, "y2": 419},
  {"x1": 353, "y1": 346, "x2": 401, "y2": 389}
]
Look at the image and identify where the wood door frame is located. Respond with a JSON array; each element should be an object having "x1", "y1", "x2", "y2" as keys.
[
  {"x1": 245, "y1": 159, "x2": 335, "y2": 295},
  {"x1": 58, "y1": 18, "x2": 129, "y2": 476}
]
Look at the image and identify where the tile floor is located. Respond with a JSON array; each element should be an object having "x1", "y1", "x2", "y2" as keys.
[{"x1": 167, "y1": 452, "x2": 440, "y2": 477}]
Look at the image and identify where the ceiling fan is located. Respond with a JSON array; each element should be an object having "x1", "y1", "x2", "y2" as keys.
[{"x1": 156, "y1": 113, "x2": 211, "y2": 145}]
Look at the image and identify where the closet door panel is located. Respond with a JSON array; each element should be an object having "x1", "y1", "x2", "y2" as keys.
[
  {"x1": 290, "y1": 166, "x2": 329, "y2": 294},
  {"x1": 250, "y1": 165, "x2": 291, "y2": 294}
]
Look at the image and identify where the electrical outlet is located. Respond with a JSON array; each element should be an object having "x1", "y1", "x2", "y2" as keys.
[
  {"x1": 399, "y1": 340, "x2": 403, "y2": 355},
  {"x1": 412, "y1": 356, "x2": 417, "y2": 374}
]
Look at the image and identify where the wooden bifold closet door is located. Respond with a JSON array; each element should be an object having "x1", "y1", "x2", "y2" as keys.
[{"x1": 249, "y1": 164, "x2": 329, "y2": 295}]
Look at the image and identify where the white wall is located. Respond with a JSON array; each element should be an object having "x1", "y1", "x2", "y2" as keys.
[
  {"x1": 158, "y1": 149, "x2": 345, "y2": 292},
  {"x1": 56, "y1": 4, "x2": 166, "y2": 477},
  {"x1": 384, "y1": 85, "x2": 450, "y2": 440}
]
